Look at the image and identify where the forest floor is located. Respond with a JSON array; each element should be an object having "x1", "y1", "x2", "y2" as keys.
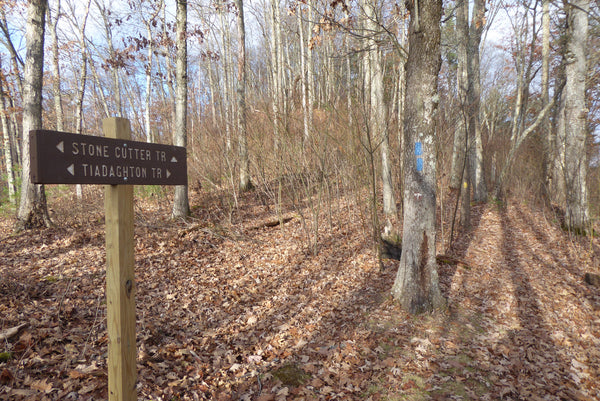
[{"x1": 1, "y1": 186, "x2": 600, "y2": 400}]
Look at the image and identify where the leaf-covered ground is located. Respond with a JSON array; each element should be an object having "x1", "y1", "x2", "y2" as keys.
[{"x1": 1, "y1": 188, "x2": 599, "y2": 400}]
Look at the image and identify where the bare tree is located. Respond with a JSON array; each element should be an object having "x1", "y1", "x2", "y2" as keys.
[
  {"x1": 172, "y1": 0, "x2": 190, "y2": 218},
  {"x1": 16, "y1": 0, "x2": 51, "y2": 230},
  {"x1": 391, "y1": 0, "x2": 445, "y2": 313},
  {"x1": 93, "y1": 0, "x2": 123, "y2": 117}
]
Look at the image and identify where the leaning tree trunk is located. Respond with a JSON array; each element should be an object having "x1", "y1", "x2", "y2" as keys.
[
  {"x1": 16, "y1": 0, "x2": 51, "y2": 231},
  {"x1": 560, "y1": 0, "x2": 590, "y2": 232},
  {"x1": 391, "y1": 0, "x2": 444, "y2": 313},
  {"x1": 172, "y1": 0, "x2": 190, "y2": 218}
]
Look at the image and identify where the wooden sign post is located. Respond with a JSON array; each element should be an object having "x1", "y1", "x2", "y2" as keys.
[
  {"x1": 104, "y1": 118, "x2": 136, "y2": 401},
  {"x1": 30, "y1": 118, "x2": 187, "y2": 401}
]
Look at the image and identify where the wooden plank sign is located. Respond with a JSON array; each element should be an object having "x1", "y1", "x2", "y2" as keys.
[{"x1": 30, "y1": 129, "x2": 187, "y2": 186}]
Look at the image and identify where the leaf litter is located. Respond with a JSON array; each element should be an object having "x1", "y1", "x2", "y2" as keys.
[{"x1": 0, "y1": 188, "x2": 599, "y2": 400}]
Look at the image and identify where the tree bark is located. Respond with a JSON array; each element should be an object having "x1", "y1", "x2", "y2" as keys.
[
  {"x1": 235, "y1": 0, "x2": 251, "y2": 191},
  {"x1": 391, "y1": 0, "x2": 444, "y2": 313},
  {"x1": 47, "y1": 0, "x2": 63, "y2": 131},
  {"x1": 455, "y1": 0, "x2": 470, "y2": 228},
  {"x1": 365, "y1": 0, "x2": 396, "y2": 219},
  {"x1": 172, "y1": 0, "x2": 190, "y2": 219},
  {"x1": 16, "y1": 0, "x2": 51, "y2": 231},
  {"x1": 0, "y1": 61, "x2": 15, "y2": 204},
  {"x1": 449, "y1": 0, "x2": 468, "y2": 191},
  {"x1": 467, "y1": 0, "x2": 486, "y2": 202},
  {"x1": 559, "y1": 0, "x2": 590, "y2": 232}
]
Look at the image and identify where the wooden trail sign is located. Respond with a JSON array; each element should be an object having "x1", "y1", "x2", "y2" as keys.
[
  {"x1": 30, "y1": 129, "x2": 187, "y2": 186},
  {"x1": 30, "y1": 118, "x2": 187, "y2": 401}
]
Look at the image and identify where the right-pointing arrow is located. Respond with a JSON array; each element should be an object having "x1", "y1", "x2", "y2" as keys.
[
  {"x1": 67, "y1": 164, "x2": 75, "y2": 176},
  {"x1": 166, "y1": 170, "x2": 171, "y2": 178}
]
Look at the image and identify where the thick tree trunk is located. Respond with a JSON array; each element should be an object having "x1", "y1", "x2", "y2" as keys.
[
  {"x1": 560, "y1": 0, "x2": 590, "y2": 232},
  {"x1": 172, "y1": 0, "x2": 190, "y2": 219},
  {"x1": 391, "y1": 0, "x2": 444, "y2": 313},
  {"x1": 235, "y1": 0, "x2": 251, "y2": 191},
  {"x1": 16, "y1": 0, "x2": 51, "y2": 231}
]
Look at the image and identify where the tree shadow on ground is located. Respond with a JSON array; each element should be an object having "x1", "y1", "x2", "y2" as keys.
[{"x1": 498, "y1": 206, "x2": 585, "y2": 399}]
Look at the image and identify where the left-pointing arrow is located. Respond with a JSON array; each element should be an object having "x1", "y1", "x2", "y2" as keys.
[
  {"x1": 67, "y1": 164, "x2": 75, "y2": 176},
  {"x1": 56, "y1": 141, "x2": 64, "y2": 153}
]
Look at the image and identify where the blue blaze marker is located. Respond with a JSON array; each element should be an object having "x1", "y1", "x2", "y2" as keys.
[
  {"x1": 415, "y1": 142, "x2": 423, "y2": 156},
  {"x1": 416, "y1": 157, "x2": 423, "y2": 172}
]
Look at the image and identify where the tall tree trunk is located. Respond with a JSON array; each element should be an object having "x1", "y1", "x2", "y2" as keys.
[
  {"x1": 48, "y1": 0, "x2": 63, "y2": 131},
  {"x1": 455, "y1": 0, "x2": 470, "y2": 227},
  {"x1": 467, "y1": 0, "x2": 486, "y2": 202},
  {"x1": 365, "y1": 0, "x2": 396, "y2": 220},
  {"x1": 142, "y1": 0, "x2": 163, "y2": 144},
  {"x1": 16, "y1": 0, "x2": 51, "y2": 231},
  {"x1": 449, "y1": 0, "x2": 468, "y2": 190},
  {"x1": 219, "y1": 4, "x2": 233, "y2": 152},
  {"x1": 391, "y1": 0, "x2": 444, "y2": 313},
  {"x1": 0, "y1": 62, "x2": 15, "y2": 204},
  {"x1": 235, "y1": 0, "x2": 251, "y2": 191},
  {"x1": 145, "y1": 23, "x2": 154, "y2": 143},
  {"x1": 541, "y1": 0, "x2": 551, "y2": 194},
  {"x1": 559, "y1": 0, "x2": 590, "y2": 232},
  {"x1": 172, "y1": 0, "x2": 190, "y2": 219},
  {"x1": 298, "y1": 4, "x2": 309, "y2": 145},
  {"x1": 269, "y1": 0, "x2": 282, "y2": 150},
  {"x1": 306, "y1": 0, "x2": 315, "y2": 137}
]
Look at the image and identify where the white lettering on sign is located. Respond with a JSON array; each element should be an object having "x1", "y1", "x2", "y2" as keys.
[
  {"x1": 72, "y1": 142, "x2": 110, "y2": 158},
  {"x1": 155, "y1": 151, "x2": 166, "y2": 162},
  {"x1": 114, "y1": 146, "x2": 153, "y2": 161},
  {"x1": 81, "y1": 163, "x2": 148, "y2": 179}
]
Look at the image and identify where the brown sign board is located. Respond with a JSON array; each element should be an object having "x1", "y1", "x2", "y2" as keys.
[{"x1": 30, "y1": 130, "x2": 187, "y2": 186}]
